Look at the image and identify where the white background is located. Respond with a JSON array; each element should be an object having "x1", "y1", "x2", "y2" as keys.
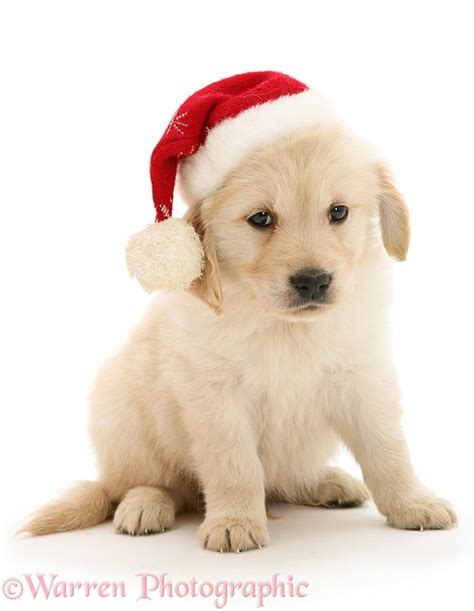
[{"x1": 0, "y1": 1, "x2": 472, "y2": 610}]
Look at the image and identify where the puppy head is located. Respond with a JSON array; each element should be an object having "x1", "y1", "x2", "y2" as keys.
[{"x1": 186, "y1": 126, "x2": 409, "y2": 319}]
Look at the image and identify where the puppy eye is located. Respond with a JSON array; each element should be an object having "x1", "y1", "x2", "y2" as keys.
[
  {"x1": 329, "y1": 204, "x2": 348, "y2": 223},
  {"x1": 248, "y1": 211, "x2": 273, "y2": 228}
]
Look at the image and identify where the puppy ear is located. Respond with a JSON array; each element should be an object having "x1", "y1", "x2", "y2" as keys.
[
  {"x1": 183, "y1": 204, "x2": 223, "y2": 314},
  {"x1": 376, "y1": 164, "x2": 410, "y2": 261}
]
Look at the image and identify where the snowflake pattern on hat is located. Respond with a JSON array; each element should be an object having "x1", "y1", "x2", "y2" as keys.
[
  {"x1": 127, "y1": 71, "x2": 335, "y2": 294},
  {"x1": 150, "y1": 71, "x2": 308, "y2": 221}
]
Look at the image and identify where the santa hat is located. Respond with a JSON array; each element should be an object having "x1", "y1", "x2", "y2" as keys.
[{"x1": 126, "y1": 71, "x2": 334, "y2": 293}]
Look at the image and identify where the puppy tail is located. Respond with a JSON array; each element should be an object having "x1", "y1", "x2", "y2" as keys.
[{"x1": 18, "y1": 481, "x2": 114, "y2": 537}]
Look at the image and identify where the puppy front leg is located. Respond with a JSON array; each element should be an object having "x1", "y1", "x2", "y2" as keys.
[
  {"x1": 185, "y1": 390, "x2": 268, "y2": 553},
  {"x1": 330, "y1": 376, "x2": 457, "y2": 530}
]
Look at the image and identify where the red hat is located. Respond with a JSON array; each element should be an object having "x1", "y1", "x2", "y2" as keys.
[{"x1": 126, "y1": 71, "x2": 334, "y2": 293}]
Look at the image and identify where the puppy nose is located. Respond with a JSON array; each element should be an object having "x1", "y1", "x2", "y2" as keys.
[{"x1": 290, "y1": 269, "x2": 332, "y2": 301}]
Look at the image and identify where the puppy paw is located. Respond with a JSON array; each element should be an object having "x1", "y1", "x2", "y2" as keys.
[
  {"x1": 309, "y1": 467, "x2": 370, "y2": 508},
  {"x1": 199, "y1": 516, "x2": 269, "y2": 553},
  {"x1": 386, "y1": 495, "x2": 457, "y2": 530},
  {"x1": 114, "y1": 486, "x2": 175, "y2": 536}
]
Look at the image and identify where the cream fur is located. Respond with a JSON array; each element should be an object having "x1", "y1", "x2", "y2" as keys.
[{"x1": 22, "y1": 127, "x2": 456, "y2": 551}]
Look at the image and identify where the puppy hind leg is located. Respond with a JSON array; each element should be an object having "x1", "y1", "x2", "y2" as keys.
[
  {"x1": 300, "y1": 467, "x2": 370, "y2": 508},
  {"x1": 113, "y1": 486, "x2": 184, "y2": 536}
]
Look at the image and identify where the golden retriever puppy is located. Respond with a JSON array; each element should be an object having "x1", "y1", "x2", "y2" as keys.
[{"x1": 22, "y1": 125, "x2": 456, "y2": 552}]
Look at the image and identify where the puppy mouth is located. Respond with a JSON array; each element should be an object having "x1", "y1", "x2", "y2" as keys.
[
  {"x1": 287, "y1": 302, "x2": 328, "y2": 313},
  {"x1": 265, "y1": 301, "x2": 333, "y2": 322},
  {"x1": 248, "y1": 281, "x2": 335, "y2": 316},
  {"x1": 287, "y1": 292, "x2": 336, "y2": 313},
  {"x1": 269, "y1": 301, "x2": 333, "y2": 317}
]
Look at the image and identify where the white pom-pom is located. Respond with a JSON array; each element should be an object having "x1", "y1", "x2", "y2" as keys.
[{"x1": 126, "y1": 218, "x2": 204, "y2": 293}]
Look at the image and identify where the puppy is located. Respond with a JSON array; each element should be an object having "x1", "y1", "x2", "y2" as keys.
[{"x1": 22, "y1": 125, "x2": 456, "y2": 552}]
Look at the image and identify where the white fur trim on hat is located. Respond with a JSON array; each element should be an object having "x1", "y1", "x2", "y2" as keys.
[
  {"x1": 126, "y1": 218, "x2": 204, "y2": 293},
  {"x1": 178, "y1": 89, "x2": 335, "y2": 203}
]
